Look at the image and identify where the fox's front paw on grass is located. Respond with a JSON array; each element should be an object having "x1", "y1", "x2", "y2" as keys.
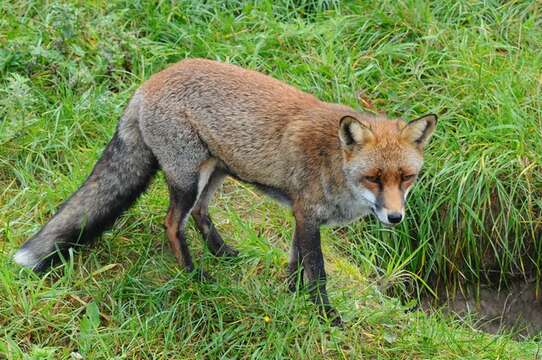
[
  {"x1": 287, "y1": 273, "x2": 303, "y2": 293},
  {"x1": 186, "y1": 268, "x2": 214, "y2": 283},
  {"x1": 214, "y1": 244, "x2": 239, "y2": 258},
  {"x1": 321, "y1": 306, "x2": 344, "y2": 328}
]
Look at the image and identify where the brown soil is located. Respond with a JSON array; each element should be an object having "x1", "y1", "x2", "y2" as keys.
[{"x1": 423, "y1": 280, "x2": 542, "y2": 337}]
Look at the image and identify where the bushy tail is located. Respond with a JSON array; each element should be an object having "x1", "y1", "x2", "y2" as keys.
[{"x1": 13, "y1": 98, "x2": 158, "y2": 271}]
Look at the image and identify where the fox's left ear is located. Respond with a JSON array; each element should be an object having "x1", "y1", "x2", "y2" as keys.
[{"x1": 401, "y1": 114, "x2": 437, "y2": 147}]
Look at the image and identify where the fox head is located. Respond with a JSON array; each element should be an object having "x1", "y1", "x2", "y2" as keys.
[{"x1": 339, "y1": 113, "x2": 437, "y2": 226}]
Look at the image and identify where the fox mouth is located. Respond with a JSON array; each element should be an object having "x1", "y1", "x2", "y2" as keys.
[
  {"x1": 370, "y1": 207, "x2": 383, "y2": 222},
  {"x1": 370, "y1": 207, "x2": 397, "y2": 227}
]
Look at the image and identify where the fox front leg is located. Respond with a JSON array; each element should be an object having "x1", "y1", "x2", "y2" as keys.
[
  {"x1": 287, "y1": 228, "x2": 303, "y2": 292},
  {"x1": 292, "y1": 207, "x2": 342, "y2": 327}
]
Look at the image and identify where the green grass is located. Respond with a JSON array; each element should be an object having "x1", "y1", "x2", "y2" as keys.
[{"x1": 1, "y1": 0, "x2": 541, "y2": 358}]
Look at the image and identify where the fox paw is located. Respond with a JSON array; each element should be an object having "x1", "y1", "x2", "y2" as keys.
[
  {"x1": 287, "y1": 275, "x2": 304, "y2": 293},
  {"x1": 321, "y1": 306, "x2": 343, "y2": 328},
  {"x1": 187, "y1": 268, "x2": 214, "y2": 283},
  {"x1": 213, "y1": 244, "x2": 239, "y2": 258}
]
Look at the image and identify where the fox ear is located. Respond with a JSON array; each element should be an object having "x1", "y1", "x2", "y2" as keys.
[
  {"x1": 401, "y1": 114, "x2": 437, "y2": 147},
  {"x1": 339, "y1": 116, "x2": 374, "y2": 148}
]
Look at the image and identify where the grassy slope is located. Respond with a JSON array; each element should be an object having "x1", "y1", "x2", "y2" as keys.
[{"x1": 1, "y1": 0, "x2": 541, "y2": 358}]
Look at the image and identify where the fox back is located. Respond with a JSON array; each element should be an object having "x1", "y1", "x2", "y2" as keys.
[{"x1": 139, "y1": 59, "x2": 436, "y2": 224}]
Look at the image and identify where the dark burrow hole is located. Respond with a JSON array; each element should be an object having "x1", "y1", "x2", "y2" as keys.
[{"x1": 420, "y1": 279, "x2": 542, "y2": 339}]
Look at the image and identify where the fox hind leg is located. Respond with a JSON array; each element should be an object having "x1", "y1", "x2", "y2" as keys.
[
  {"x1": 166, "y1": 186, "x2": 197, "y2": 272},
  {"x1": 163, "y1": 160, "x2": 217, "y2": 278},
  {"x1": 140, "y1": 107, "x2": 217, "y2": 274},
  {"x1": 192, "y1": 169, "x2": 239, "y2": 257}
]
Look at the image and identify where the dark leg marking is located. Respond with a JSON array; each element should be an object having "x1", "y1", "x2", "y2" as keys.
[
  {"x1": 288, "y1": 227, "x2": 303, "y2": 292},
  {"x1": 164, "y1": 189, "x2": 195, "y2": 271},
  {"x1": 192, "y1": 170, "x2": 239, "y2": 257},
  {"x1": 293, "y1": 206, "x2": 342, "y2": 327}
]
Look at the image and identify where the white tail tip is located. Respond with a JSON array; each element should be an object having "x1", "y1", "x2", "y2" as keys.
[{"x1": 13, "y1": 248, "x2": 40, "y2": 268}]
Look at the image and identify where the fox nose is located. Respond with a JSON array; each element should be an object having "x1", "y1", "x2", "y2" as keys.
[{"x1": 387, "y1": 212, "x2": 403, "y2": 224}]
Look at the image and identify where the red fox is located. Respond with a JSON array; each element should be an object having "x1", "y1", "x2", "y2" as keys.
[{"x1": 13, "y1": 59, "x2": 436, "y2": 325}]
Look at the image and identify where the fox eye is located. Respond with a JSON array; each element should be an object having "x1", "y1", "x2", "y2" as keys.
[
  {"x1": 402, "y1": 174, "x2": 416, "y2": 182},
  {"x1": 364, "y1": 175, "x2": 381, "y2": 184}
]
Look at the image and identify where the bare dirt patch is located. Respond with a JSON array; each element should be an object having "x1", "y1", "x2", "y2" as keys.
[{"x1": 423, "y1": 280, "x2": 542, "y2": 337}]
